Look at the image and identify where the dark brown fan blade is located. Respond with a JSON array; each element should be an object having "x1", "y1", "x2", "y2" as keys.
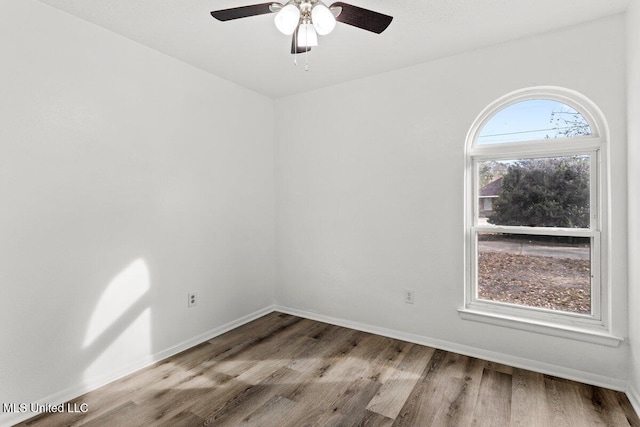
[
  {"x1": 291, "y1": 35, "x2": 311, "y2": 54},
  {"x1": 329, "y1": 2, "x2": 392, "y2": 34},
  {"x1": 211, "y1": 3, "x2": 280, "y2": 21}
]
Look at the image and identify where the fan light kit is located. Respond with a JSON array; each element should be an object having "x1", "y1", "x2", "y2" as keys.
[{"x1": 211, "y1": 1, "x2": 392, "y2": 69}]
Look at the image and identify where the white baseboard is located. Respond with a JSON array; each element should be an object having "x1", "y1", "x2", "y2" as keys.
[
  {"x1": 274, "y1": 305, "x2": 628, "y2": 392},
  {"x1": 0, "y1": 305, "x2": 276, "y2": 427},
  {"x1": 628, "y1": 383, "x2": 640, "y2": 421}
]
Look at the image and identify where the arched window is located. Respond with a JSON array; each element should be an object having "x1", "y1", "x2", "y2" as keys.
[{"x1": 462, "y1": 87, "x2": 618, "y2": 345}]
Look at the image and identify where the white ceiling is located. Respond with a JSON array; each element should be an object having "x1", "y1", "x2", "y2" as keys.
[{"x1": 37, "y1": 0, "x2": 629, "y2": 98}]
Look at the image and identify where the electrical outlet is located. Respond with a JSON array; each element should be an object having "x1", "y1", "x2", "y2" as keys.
[
  {"x1": 405, "y1": 289, "x2": 414, "y2": 304},
  {"x1": 188, "y1": 292, "x2": 197, "y2": 308}
]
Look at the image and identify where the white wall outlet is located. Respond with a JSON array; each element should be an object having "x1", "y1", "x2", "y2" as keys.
[
  {"x1": 188, "y1": 292, "x2": 197, "y2": 308},
  {"x1": 405, "y1": 289, "x2": 414, "y2": 304}
]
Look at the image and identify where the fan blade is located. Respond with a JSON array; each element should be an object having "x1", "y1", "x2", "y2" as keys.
[
  {"x1": 291, "y1": 35, "x2": 311, "y2": 54},
  {"x1": 329, "y1": 2, "x2": 392, "y2": 34},
  {"x1": 211, "y1": 3, "x2": 281, "y2": 21}
]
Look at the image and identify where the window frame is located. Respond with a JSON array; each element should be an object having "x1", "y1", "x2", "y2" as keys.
[{"x1": 460, "y1": 87, "x2": 621, "y2": 346}]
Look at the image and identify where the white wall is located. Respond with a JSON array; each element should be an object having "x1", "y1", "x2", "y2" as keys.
[
  {"x1": 0, "y1": 1, "x2": 275, "y2": 424},
  {"x1": 627, "y1": 0, "x2": 640, "y2": 413},
  {"x1": 275, "y1": 15, "x2": 629, "y2": 386}
]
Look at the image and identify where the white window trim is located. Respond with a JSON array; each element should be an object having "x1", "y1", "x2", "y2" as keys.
[{"x1": 460, "y1": 86, "x2": 622, "y2": 347}]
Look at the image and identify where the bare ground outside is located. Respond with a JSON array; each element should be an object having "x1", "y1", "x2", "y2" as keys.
[{"x1": 477, "y1": 237, "x2": 591, "y2": 314}]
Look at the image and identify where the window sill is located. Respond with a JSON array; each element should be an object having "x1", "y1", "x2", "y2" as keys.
[{"x1": 458, "y1": 308, "x2": 623, "y2": 347}]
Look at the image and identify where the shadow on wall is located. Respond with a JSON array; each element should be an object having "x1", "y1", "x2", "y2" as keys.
[{"x1": 82, "y1": 258, "x2": 152, "y2": 387}]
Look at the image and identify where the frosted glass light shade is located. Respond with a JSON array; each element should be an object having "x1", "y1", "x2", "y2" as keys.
[
  {"x1": 274, "y1": 4, "x2": 300, "y2": 35},
  {"x1": 297, "y1": 23, "x2": 318, "y2": 47},
  {"x1": 311, "y1": 4, "x2": 336, "y2": 35}
]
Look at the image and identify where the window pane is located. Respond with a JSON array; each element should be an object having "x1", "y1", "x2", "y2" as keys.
[
  {"x1": 477, "y1": 99, "x2": 592, "y2": 145},
  {"x1": 478, "y1": 156, "x2": 590, "y2": 228},
  {"x1": 477, "y1": 232, "x2": 591, "y2": 314}
]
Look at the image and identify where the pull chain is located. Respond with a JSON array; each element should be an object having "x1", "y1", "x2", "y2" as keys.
[
  {"x1": 293, "y1": 27, "x2": 297, "y2": 66},
  {"x1": 292, "y1": 24, "x2": 309, "y2": 71},
  {"x1": 305, "y1": 35, "x2": 309, "y2": 70}
]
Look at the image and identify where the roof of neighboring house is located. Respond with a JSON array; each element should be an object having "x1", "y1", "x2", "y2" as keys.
[{"x1": 480, "y1": 177, "x2": 503, "y2": 197}]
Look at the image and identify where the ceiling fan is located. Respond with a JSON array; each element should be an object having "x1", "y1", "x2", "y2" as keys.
[{"x1": 210, "y1": 1, "x2": 393, "y2": 55}]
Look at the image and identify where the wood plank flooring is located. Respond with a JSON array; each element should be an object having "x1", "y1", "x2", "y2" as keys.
[{"x1": 19, "y1": 312, "x2": 640, "y2": 427}]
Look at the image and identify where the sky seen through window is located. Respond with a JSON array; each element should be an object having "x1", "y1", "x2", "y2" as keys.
[{"x1": 477, "y1": 99, "x2": 592, "y2": 144}]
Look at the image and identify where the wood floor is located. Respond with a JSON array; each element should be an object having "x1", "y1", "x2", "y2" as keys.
[{"x1": 20, "y1": 312, "x2": 640, "y2": 427}]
